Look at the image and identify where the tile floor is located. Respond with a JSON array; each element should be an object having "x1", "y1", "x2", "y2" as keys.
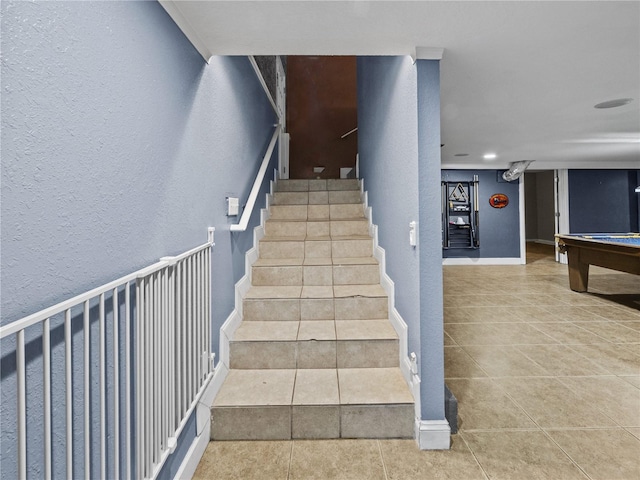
[{"x1": 194, "y1": 243, "x2": 640, "y2": 479}]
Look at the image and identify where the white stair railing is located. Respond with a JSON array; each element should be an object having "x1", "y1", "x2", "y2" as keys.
[{"x1": 0, "y1": 232, "x2": 215, "y2": 480}]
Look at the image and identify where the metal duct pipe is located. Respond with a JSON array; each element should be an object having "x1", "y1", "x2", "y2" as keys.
[{"x1": 502, "y1": 160, "x2": 534, "y2": 182}]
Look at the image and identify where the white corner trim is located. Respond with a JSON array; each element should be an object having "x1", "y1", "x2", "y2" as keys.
[
  {"x1": 158, "y1": 1, "x2": 213, "y2": 63},
  {"x1": 519, "y1": 175, "x2": 527, "y2": 265},
  {"x1": 415, "y1": 46, "x2": 445, "y2": 60},
  {"x1": 415, "y1": 420, "x2": 451, "y2": 450},
  {"x1": 442, "y1": 257, "x2": 524, "y2": 266}
]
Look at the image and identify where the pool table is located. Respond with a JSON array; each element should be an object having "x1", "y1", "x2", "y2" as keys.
[{"x1": 555, "y1": 233, "x2": 640, "y2": 292}]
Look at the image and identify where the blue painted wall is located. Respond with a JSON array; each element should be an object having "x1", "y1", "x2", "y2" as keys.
[
  {"x1": 441, "y1": 170, "x2": 521, "y2": 258},
  {"x1": 416, "y1": 60, "x2": 446, "y2": 421},
  {"x1": 357, "y1": 56, "x2": 445, "y2": 424},
  {"x1": 357, "y1": 55, "x2": 421, "y2": 368},
  {"x1": 568, "y1": 169, "x2": 640, "y2": 233},
  {"x1": 1, "y1": 1, "x2": 276, "y2": 478}
]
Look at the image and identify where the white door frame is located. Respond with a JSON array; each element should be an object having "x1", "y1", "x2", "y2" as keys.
[{"x1": 555, "y1": 169, "x2": 570, "y2": 264}]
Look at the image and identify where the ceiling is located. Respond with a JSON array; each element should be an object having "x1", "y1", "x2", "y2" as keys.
[{"x1": 160, "y1": 1, "x2": 640, "y2": 170}]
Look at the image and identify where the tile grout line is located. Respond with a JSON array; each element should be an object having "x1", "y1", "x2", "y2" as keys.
[
  {"x1": 538, "y1": 428, "x2": 595, "y2": 480},
  {"x1": 457, "y1": 432, "x2": 490, "y2": 480},
  {"x1": 489, "y1": 377, "x2": 595, "y2": 480},
  {"x1": 286, "y1": 440, "x2": 294, "y2": 480},
  {"x1": 376, "y1": 439, "x2": 389, "y2": 480}
]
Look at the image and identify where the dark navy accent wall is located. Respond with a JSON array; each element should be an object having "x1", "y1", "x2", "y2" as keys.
[
  {"x1": 441, "y1": 170, "x2": 521, "y2": 258},
  {"x1": 568, "y1": 169, "x2": 640, "y2": 233}
]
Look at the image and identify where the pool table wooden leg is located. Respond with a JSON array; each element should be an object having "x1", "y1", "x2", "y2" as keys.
[{"x1": 567, "y1": 252, "x2": 589, "y2": 292}]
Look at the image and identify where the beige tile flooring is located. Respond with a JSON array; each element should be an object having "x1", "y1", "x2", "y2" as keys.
[{"x1": 194, "y1": 243, "x2": 640, "y2": 479}]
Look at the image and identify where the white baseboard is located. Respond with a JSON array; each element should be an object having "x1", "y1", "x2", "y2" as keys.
[
  {"x1": 442, "y1": 257, "x2": 524, "y2": 265},
  {"x1": 174, "y1": 418, "x2": 210, "y2": 480},
  {"x1": 174, "y1": 365, "x2": 227, "y2": 479},
  {"x1": 415, "y1": 419, "x2": 451, "y2": 450},
  {"x1": 527, "y1": 238, "x2": 556, "y2": 246},
  {"x1": 362, "y1": 179, "x2": 415, "y2": 401}
]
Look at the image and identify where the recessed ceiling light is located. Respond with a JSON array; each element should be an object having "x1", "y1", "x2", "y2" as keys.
[
  {"x1": 454, "y1": 153, "x2": 469, "y2": 157},
  {"x1": 483, "y1": 153, "x2": 497, "y2": 160},
  {"x1": 594, "y1": 98, "x2": 633, "y2": 109}
]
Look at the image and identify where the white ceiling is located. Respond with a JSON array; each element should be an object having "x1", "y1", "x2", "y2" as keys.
[{"x1": 161, "y1": 0, "x2": 640, "y2": 170}]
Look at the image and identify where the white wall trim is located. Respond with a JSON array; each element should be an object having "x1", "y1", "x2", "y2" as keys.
[
  {"x1": 442, "y1": 257, "x2": 523, "y2": 265},
  {"x1": 556, "y1": 169, "x2": 570, "y2": 265},
  {"x1": 361, "y1": 179, "x2": 415, "y2": 403},
  {"x1": 415, "y1": 420, "x2": 451, "y2": 450},
  {"x1": 519, "y1": 175, "x2": 527, "y2": 264}
]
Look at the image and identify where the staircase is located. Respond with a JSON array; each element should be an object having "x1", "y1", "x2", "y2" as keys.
[{"x1": 212, "y1": 178, "x2": 414, "y2": 440}]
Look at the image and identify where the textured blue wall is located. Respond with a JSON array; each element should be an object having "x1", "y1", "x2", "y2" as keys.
[
  {"x1": 357, "y1": 56, "x2": 421, "y2": 364},
  {"x1": 568, "y1": 169, "x2": 640, "y2": 233},
  {"x1": 417, "y1": 60, "x2": 445, "y2": 421},
  {"x1": 441, "y1": 170, "x2": 521, "y2": 258},
  {"x1": 1, "y1": 1, "x2": 276, "y2": 478},
  {"x1": 357, "y1": 56, "x2": 446, "y2": 423}
]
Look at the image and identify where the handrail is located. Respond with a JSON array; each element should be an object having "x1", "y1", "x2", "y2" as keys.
[
  {"x1": 230, "y1": 124, "x2": 281, "y2": 232},
  {"x1": 340, "y1": 127, "x2": 358, "y2": 139},
  {"x1": 0, "y1": 239, "x2": 213, "y2": 338}
]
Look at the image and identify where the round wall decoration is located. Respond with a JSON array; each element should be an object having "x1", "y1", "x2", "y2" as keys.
[{"x1": 489, "y1": 193, "x2": 509, "y2": 208}]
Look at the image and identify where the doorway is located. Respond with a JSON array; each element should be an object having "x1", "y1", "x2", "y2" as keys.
[
  {"x1": 524, "y1": 171, "x2": 556, "y2": 263},
  {"x1": 286, "y1": 56, "x2": 358, "y2": 179}
]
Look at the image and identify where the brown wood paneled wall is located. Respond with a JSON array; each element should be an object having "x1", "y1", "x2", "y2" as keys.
[{"x1": 286, "y1": 56, "x2": 357, "y2": 179}]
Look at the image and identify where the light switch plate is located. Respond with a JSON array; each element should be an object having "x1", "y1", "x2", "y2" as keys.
[{"x1": 227, "y1": 197, "x2": 239, "y2": 216}]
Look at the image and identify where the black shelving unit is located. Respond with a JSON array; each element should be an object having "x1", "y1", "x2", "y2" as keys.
[{"x1": 442, "y1": 176, "x2": 479, "y2": 249}]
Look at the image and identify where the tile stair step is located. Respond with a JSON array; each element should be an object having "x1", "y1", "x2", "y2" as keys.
[
  {"x1": 229, "y1": 320, "x2": 399, "y2": 369},
  {"x1": 211, "y1": 367, "x2": 414, "y2": 440},
  {"x1": 276, "y1": 179, "x2": 360, "y2": 192},
  {"x1": 264, "y1": 219, "x2": 370, "y2": 238},
  {"x1": 243, "y1": 295, "x2": 389, "y2": 321},
  {"x1": 252, "y1": 263, "x2": 380, "y2": 286},
  {"x1": 268, "y1": 204, "x2": 365, "y2": 221},
  {"x1": 258, "y1": 238, "x2": 373, "y2": 259},
  {"x1": 272, "y1": 190, "x2": 362, "y2": 205}
]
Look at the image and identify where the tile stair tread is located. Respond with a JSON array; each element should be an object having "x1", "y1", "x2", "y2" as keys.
[
  {"x1": 214, "y1": 368, "x2": 413, "y2": 408},
  {"x1": 245, "y1": 286, "x2": 303, "y2": 299},
  {"x1": 245, "y1": 285, "x2": 388, "y2": 299},
  {"x1": 333, "y1": 284, "x2": 387, "y2": 298},
  {"x1": 261, "y1": 234, "x2": 370, "y2": 241},
  {"x1": 253, "y1": 258, "x2": 304, "y2": 266},
  {"x1": 232, "y1": 320, "x2": 398, "y2": 342},
  {"x1": 253, "y1": 257, "x2": 378, "y2": 267}
]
